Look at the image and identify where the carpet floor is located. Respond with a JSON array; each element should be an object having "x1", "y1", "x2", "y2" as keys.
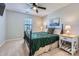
[{"x1": 0, "y1": 39, "x2": 79, "y2": 56}]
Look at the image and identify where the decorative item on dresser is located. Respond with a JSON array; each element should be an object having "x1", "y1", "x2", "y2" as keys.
[{"x1": 60, "y1": 24, "x2": 64, "y2": 34}]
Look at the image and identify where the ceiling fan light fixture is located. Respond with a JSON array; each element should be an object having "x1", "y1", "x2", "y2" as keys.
[{"x1": 33, "y1": 7, "x2": 37, "y2": 10}]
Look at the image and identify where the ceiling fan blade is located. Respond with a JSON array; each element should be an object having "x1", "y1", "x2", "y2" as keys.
[
  {"x1": 37, "y1": 6, "x2": 46, "y2": 10},
  {"x1": 32, "y1": 3, "x2": 46, "y2": 10}
]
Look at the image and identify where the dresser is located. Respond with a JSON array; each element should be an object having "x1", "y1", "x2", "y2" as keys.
[{"x1": 59, "y1": 34, "x2": 79, "y2": 55}]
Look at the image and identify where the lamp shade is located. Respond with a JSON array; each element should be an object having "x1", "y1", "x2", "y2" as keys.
[
  {"x1": 65, "y1": 25, "x2": 71, "y2": 30},
  {"x1": 64, "y1": 25, "x2": 71, "y2": 34}
]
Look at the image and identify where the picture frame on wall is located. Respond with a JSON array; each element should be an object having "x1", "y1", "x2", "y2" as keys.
[{"x1": 48, "y1": 18, "x2": 61, "y2": 28}]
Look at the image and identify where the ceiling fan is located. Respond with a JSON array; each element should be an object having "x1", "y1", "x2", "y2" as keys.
[{"x1": 27, "y1": 3, "x2": 46, "y2": 13}]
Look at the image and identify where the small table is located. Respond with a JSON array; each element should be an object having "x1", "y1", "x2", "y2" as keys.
[{"x1": 59, "y1": 34, "x2": 79, "y2": 55}]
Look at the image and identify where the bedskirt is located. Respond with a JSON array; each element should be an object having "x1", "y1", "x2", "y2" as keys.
[{"x1": 34, "y1": 41, "x2": 59, "y2": 56}]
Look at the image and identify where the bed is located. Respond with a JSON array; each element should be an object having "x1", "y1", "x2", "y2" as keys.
[{"x1": 24, "y1": 31, "x2": 59, "y2": 56}]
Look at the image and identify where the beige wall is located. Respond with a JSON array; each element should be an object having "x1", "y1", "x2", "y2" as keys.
[
  {"x1": 0, "y1": 9, "x2": 6, "y2": 44},
  {"x1": 43, "y1": 3, "x2": 79, "y2": 35},
  {"x1": 32, "y1": 16, "x2": 43, "y2": 32},
  {"x1": 6, "y1": 10, "x2": 43, "y2": 39},
  {"x1": 6, "y1": 10, "x2": 26, "y2": 39}
]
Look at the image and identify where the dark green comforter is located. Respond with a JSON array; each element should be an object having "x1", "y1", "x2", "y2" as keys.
[{"x1": 30, "y1": 32, "x2": 59, "y2": 55}]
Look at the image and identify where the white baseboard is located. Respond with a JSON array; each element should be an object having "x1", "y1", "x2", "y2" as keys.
[
  {"x1": 0, "y1": 38, "x2": 24, "y2": 47},
  {"x1": 6, "y1": 38, "x2": 23, "y2": 41},
  {"x1": 6, "y1": 38, "x2": 24, "y2": 42}
]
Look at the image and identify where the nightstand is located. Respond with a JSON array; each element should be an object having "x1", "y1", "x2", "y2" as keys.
[{"x1": 59, "y1": 34, "x2": 79, "y2": 55}]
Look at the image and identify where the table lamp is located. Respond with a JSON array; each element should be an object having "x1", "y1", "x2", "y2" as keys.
[
  {"x1": 64, "y1": 25, "x2": 71, "y2": 34},
  {"x1": 40, "y1": 27, "x2": 43, "y2": 31}
]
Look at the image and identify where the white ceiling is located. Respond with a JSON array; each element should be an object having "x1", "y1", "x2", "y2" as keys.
[{"x1": 6, "y1": 3, "x2": 70, "y2": 17}]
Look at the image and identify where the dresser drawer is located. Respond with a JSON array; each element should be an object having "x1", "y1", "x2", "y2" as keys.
[
  {"x1": 60, "y1": 36, "x2": 68, "y2": 40},
  {"x1": 60, "y1": 36, "x2": 77, "y2": 43}
]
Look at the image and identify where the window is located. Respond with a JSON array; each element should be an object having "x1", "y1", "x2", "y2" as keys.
[{"x1": 24, "y1": 16, "x2": 32, "y2": 32}]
